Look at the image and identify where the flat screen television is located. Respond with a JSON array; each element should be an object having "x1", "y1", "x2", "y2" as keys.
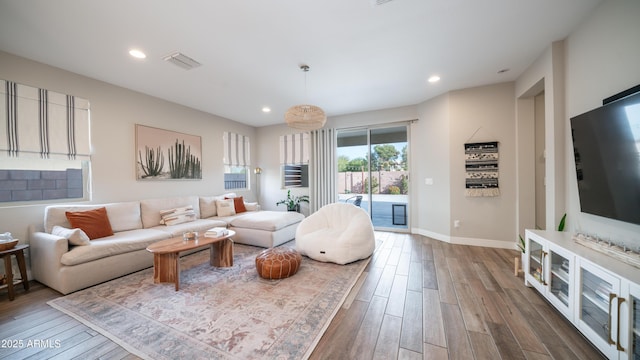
[{"x1": 570, "y1": 91, "x2": 640, "y2": 226}]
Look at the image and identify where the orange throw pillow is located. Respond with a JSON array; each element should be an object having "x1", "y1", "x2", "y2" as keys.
[
  {"x1": 65, "y1": 207, "x2": 114, "y2": 240},
  {"x1": 225, "y1": 196, "x2": 247, "y2": 214}
]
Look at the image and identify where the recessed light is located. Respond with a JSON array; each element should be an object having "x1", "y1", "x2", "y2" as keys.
[
  {"x1": 129, "y1": 49, "x2": 146, "y2": 59},
  {"x1": 428, "y1": 75, "x2": 440, "y2": 83},
  {"x1": 262, "y1": 107, "x2": 271, "y2": 113}
]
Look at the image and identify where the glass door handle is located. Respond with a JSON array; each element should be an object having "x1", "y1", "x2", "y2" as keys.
[
  {"x1": 608, "y1": 293, "x2": 616, "y2": 345},
  {"x1": 616, "y1": 297, "x2": 625, "y2": 351},
  {"x1": 541, "y1": 251, "x2": 548, "y2": 285}
]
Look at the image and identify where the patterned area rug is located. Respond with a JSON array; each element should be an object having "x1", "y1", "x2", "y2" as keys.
[{"x1": 48, "y1": 243, "x2": 370, "y2": 359}]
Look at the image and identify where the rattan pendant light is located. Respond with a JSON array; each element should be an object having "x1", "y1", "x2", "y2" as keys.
[{"x1": 284, "y1": 65, "x2": 326, "y2": 130}]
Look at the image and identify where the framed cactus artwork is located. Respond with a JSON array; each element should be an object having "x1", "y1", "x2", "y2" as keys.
[{"x1": 135, "y1": 124, "x2": 202, "y2": 180}]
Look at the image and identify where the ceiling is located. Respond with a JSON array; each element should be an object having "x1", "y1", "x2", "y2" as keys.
[{"x1": 0, "y1": 0, "x2": 601, "y2": 127}]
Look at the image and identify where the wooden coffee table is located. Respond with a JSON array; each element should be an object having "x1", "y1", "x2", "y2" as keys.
[{"x1": 146, "y1": 230, "x2": 235, "y2": 291}]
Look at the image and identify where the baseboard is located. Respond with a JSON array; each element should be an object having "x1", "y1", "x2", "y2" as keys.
[{"x1": 412, "y1": 227, "x2": 518, "y2": 250}]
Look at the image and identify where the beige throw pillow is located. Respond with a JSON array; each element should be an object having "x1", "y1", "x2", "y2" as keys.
[{"x1": 216, "y1": 199, "x2": 236, "y2": 217}]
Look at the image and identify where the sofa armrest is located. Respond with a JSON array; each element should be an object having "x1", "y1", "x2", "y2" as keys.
[{"x1": 29, "y1": 225, "x2": 69, "y2": 288}]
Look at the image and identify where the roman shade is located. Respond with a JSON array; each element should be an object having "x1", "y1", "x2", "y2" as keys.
[
  {"x1": 279, "y1": 133, "x2": 309, "y2": 165},
  {"x1": 222, "y1": 131, "x2": 250, "y2": 167},
  {"x1": 1, "y1": 80, "x2": 90, "y2": 159}
]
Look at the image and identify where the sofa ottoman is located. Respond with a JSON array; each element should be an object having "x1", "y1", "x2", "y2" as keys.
[{"x1": 230, "y1": 211, "x2": 304, "y2": 248}]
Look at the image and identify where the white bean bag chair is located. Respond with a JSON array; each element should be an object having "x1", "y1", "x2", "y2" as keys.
[{"x1": 295, "y1": 202, "x2": 375, "y2": 264}]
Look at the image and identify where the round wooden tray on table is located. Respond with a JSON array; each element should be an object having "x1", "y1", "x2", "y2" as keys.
[{"x1": 0, "y1": 239, "x2": 18, "y2": 251}]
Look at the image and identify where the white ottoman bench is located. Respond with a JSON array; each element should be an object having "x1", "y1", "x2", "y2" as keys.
[{"x1": 229, "y1": 211, "x2": 305, "y2": 248}]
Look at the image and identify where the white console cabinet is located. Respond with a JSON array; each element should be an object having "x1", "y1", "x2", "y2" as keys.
[
  {"x1": 525, "y1": 229, "x2": 640, "y2": 359},
  {"x1": 628, "y1": 283, "x2": 640, "y2": 360},
  {"x1": 525, "y1": 231, "x2": 574, "y2": 320}
]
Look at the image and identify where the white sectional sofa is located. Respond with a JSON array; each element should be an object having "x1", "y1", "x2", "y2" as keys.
[{"x1": 30, "y1": 194, "x2": 304, "y2": 294}]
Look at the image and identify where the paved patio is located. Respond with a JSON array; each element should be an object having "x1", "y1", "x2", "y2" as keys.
[{"x1": 339, "y1": 194, "x2": 408, "y2": 230}]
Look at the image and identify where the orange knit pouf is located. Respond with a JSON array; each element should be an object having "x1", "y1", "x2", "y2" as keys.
[{"x1": 255, "y1": 247, "x2": 302, "y2": 279}]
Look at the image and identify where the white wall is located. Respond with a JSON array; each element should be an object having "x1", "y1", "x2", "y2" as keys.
[
  {"x1": 0, "y1": 51, "x2": 256, "y2": 247},
  {"x1": 413, "y1": 83, "x2": 517, "y2": 248},
  {"x1": 563, "y1": 0, "x2": 640, "y2": 246},
  {"x1": 516, "y1": 41, "x2": 567, "y2": 234},
  {"x1": 325, "y1": 106, "x2": 418, "y2": 129},
  {"x1": 449, "y1": 83, "x2": 517, "y2": 245},
  {"x1": 414, "y1": 94, "x2": 451, "y2": 238},
  {"x1": 254, "y1": 123, "x2": 311, "y2": 215},
  {"x1": 534, "y1": 93, "x2": 546, "y2": 229}
]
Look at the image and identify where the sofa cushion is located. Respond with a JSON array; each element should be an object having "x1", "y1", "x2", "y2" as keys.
[
  {"x1": 51, "y1": 225, "x2": 91, "y2": 246},
  {"x1": 103, "y1": 201, "x2": 144, "y2": 232},
  {"x1": 230, "y1": 211, "x2": 304, "y2": 231},
  {"x1": 200, "y1": 196, "x2": 223, "y2": 218},
  {"x1": 44, "y1": 201, "x2": 143, "y2": 234},
  {"x1": 66, "y1": 207, "x2": 114, "y2": 240},
  {"x1": 140, "y1": 196, "x2": 200, "y2": 228},
  {"x1": 60, "y1": 229, "x2": 170, "y2": 266}
]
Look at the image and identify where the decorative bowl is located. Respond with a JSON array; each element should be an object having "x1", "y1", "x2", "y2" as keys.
[{"x1": 0, "y1": 239, "x2": 18, "y2": 251}]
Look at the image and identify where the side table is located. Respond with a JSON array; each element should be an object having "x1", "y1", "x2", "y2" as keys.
[{"x1": 1, "y1": 244, "x2": 30, "y2": 301}]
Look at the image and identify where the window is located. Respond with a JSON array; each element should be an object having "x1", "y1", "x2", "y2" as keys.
[
  {"x1": 280, "y1": 133, "x2": 309, "y2": 188},
  {"x1": 224, "y1": 166, "x2": 248, "y2": 190},
  {"x1": 283, "y1": 164, "x2": 308, "y2": 188},
  {"x1": 0, "y1": 80, "x2": 91, "y2": 204},
  {"x1": 223, "y1": 132, "x2": 250, "y2": 190}
]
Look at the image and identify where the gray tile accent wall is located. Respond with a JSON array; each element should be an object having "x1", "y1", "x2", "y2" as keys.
[{"x1": 0, "y1": 169, "x2": 83, "y2": 202}]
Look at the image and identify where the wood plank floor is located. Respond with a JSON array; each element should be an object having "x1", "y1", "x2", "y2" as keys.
[{"x1": 0, "y1": 232, "x2": 605, "y2": 359}]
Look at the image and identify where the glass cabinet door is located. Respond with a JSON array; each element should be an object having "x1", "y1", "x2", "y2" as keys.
[
  {"x1": 528, "y1": 238, "x2": 545, "y2": 285},
  {"x1": 549, "y1": 250, "x2": 571, "y2": 307},
  {"x1": 631, "y1": 290, "x2": 640, "y2": 359},
  {"x1": 580, "y1": 268, "x2": 612, "y2": 341},
  {"x1": 578, "y1": 261, "x2": 623, "y2": 359}
]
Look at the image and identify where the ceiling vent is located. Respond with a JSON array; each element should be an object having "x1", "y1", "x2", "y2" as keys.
[
  {"x1": 162, "y1": 51, "x2": 201, "y2": 70},
  {"x1": 371, "y1": 0, "x2": 395, "y2": 6}
]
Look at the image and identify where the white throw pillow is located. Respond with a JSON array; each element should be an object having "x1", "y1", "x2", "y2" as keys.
[
  {"x1": 216, "y1": 199, "x2": 236, "y2": 217},
  {"x1": 52, "y1": 225, "x2": 91, "y2": 246},
  {"x1": 244, "y1": 202, "x2": 259, "y2": 211}
]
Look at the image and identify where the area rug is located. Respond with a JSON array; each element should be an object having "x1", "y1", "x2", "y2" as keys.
[{"x1": 48, "y1": 243, "x2": 370, "y2": 359}]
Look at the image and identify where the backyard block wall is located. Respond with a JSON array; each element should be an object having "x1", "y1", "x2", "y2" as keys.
[
  {"x1": 0, "y1": 168, "x2": 82, "y2": 202},
  {"x1": 338, "y1": 171, "x2": 409, "y2": 194}
]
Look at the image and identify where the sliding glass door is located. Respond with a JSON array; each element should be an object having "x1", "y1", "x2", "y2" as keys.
[{"x1": 336, "y1": 125, "x2": 409, "y2": 231}]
